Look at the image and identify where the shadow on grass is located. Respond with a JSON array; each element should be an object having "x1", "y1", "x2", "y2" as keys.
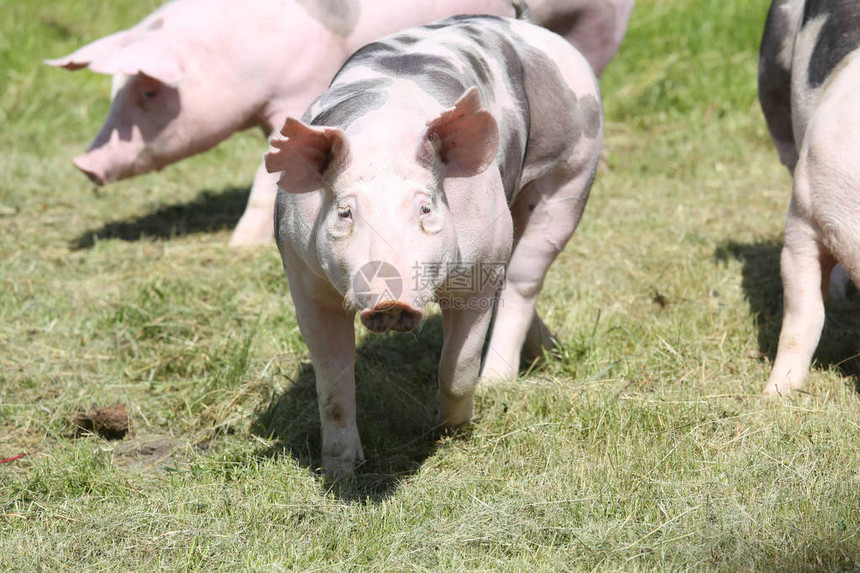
[
  {"x1": 715, "y1": 240, "x2": 860, "y2": 390},
  {"x1": 251, "y1": 316, "x2": 453, "y2": 502},
  {"x1": 71, "y1": 187, "x2": 248, "y2": 249}
]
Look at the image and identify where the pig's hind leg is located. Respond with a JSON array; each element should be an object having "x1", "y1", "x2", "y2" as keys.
[
  {"x1": 229, "y1": 160, "x2": 280, "y2": 247},
  {"x1": 765, "y1": 201, "x2": 835, "y2": 396},
  {"x1": 481, "y1": 151, "x2": 598, "y2": 383}
]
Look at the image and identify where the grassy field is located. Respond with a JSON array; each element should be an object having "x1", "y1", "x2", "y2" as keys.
[{"x1": 2, "y1": 0, "x2": 860, "y2": 570}]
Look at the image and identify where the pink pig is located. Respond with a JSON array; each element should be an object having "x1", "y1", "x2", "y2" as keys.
[{"x1": 46, "y1": 0, "x2": 631, "y2": 247}]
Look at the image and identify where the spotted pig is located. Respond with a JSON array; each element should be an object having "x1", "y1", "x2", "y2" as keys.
[
  {"x1": 759, "y1": 0, "x2": 860, "y2": 395},
  {"x1": 265, "y1": 16, "x2": 603, "y2": 471}
]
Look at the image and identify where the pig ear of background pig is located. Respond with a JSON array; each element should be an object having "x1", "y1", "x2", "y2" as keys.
[
  {"x1": 44, "y1": 30, "x2": 130, "y2": 71},
  {"x1": 264, "y1": 118, "x2": 349, "y2": 194},
  {"x1": 86, "y1": 40, "x2": 183, "y2": 86},
  {"x1": 46, "y1": 37, "x2": 183, "y2": 86},
  {"x1": 424, "y1": 86, "x2": 499, "y2": 178}
]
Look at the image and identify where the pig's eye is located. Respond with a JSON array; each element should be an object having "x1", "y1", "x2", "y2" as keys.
[
  {"x1": 142, "y1": 89, "x2": 158, "y2": 99},
  {"x1": 419, "y1": 204, "x2": 432, "y2": 216},
  {"x1": 337, "y1": 206, "x2": 352, "y2": 220}
]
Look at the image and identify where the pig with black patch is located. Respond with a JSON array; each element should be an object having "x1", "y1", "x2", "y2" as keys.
[
  {"x1": 759, "y1": 0, "x2": 860, "y2": 395},
  {"x1": 265, "y1": 15, "x2": 603, "y2": 471}
]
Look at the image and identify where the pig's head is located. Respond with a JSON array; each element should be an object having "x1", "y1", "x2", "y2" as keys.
[
  {"x1": 266, "y1": 88, "x2": 499, "y2": 333},
  {"x1": 46, "y1": 30, "x2": 248, "y2": 185}
]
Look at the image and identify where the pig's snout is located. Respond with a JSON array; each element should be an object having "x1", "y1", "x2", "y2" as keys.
[
  {"x1": 360, "y1": 302, "x2": 423, "y2": 334},
  {"x1": 72, "y1": 155, "x2": 107, "y2": 186}
]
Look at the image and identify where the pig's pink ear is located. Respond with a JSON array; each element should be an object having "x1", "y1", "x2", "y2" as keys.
[
  {"x1": 44, "y1": 30, "x2": 130, "y2": 71},
  {"x1": 265, "y1": 118, "x2": 348, "y2": 193},
  {"x1": 86, "y1": 41, "x2": 184, "y2": 85},
  {"x1": 425, "y1": 86, "x2": 499, "y2": 178}
]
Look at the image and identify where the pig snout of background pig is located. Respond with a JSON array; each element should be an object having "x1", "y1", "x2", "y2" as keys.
[
  {"x1": 43, "y1": 0, "x2": 337, "y2": 247},
  {"x1": 45, "y1": 34, "x2": 262, "y2": 189},
  {"x1": 70, "y1": 73, "x2": 183, "y2": 186}
]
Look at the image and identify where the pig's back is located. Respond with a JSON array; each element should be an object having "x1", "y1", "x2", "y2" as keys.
[{"x1": 308, "y1": 16, "x2": 598, "y2": 200}]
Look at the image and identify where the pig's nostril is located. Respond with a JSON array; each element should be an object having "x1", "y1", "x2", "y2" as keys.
[
  {"x1": 360, "y1": 302, "x2": 423, "y2": 333},
  {"x1": 398, "y1": 309, "x2": 422, "y2": 331}
]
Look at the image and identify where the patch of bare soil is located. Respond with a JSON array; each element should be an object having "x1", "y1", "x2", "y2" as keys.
[
  {"x1": 112, "y1": 436, "x2": 197, "y2": 472},
  {"x1": 71, "y1": 403, "x2": 130, "y2": 440},
  {"x1": 70, "y1": 404, "x2": 207, "y2": 472}
]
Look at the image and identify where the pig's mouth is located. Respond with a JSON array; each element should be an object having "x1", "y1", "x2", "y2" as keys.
[
  {"x1": 72, "y1": 152, "x2": 158, "y2": 187},
  {"x1": 73, "y1": 157, "x2": 107, "y2": 186},
  {"x1": 360, "y1": 302, "x2": 424, "y2": 333}
]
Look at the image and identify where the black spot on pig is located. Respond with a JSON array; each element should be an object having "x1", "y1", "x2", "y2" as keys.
[
  {"x1": 421, "y1": 71, "x2": 468, "y2": 103},
  {"x1": 579, "y1": 95, "x2": 602, "y2": 139},
  {"x1": 394, "y1": 34, "x2": 420, "y2": 46},
  {"x1": 339, "y1": 41, "x2": 399, "y2": 73},
  {"x1": 373, "y1": 53, "x2": 467, "y2": 104},
  {"x1": 375, "y1": 52, "x2": 450, "y2": 75},
  {"x1": 497, "y1": 34, "x2": 526, "y2": 91},
  {"x1": 499, "y1": 118, "x2": 526, "y2": 201},
  {"x1": 311, "y1": 85, "x2": 390, "y2": 129},
  {"x1": 320, "y1": 77, "x2": 392, "y2": 103},
  {"x1": 460, "y1": 50, "x2": 492, "y2": 86},
  {"x1": 803, "y1": 0, "x2": 860, "y2": 88},
  {"x1": 758, "y1": 0, "x2": 797, "y2": 159},
  {"x1": 518, "y1": 43, "x2": 600, "y2": 183}
]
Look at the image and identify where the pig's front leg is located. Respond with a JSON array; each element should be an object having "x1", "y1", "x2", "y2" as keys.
[
  {"x1": 229, "y1": 159, "x2": 280, "y2": 248},
  {"x1": 436, "y1": 292, "x2": 496, "y2": 426},
  {"x1": 288, "y1": 275, "x2": 363, "y2": 472}
]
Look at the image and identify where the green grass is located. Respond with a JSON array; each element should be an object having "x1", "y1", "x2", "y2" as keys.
[{"x1": 2, "y1": 0, "x2": 860, "y2": 570}]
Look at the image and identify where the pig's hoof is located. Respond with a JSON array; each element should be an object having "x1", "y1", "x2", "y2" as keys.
[
  {"x1": 435, "y1": 395, "x2": 474, "y2": 427},
  {"x1": 322, "y1": 459, "x2": 360, "y2": 476},
  {"x1": 321, "y1": 451, "x2": 364, "y2": 475},
  {"x1": 763, "y1": 385, "x2": 790, "y2": 398},
  {"x1": 762, "y1": 378, "x2": 801, "y2": 397},
  {"x1": 321, "y1": 431, "x2": 365, "y2": 474}
]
